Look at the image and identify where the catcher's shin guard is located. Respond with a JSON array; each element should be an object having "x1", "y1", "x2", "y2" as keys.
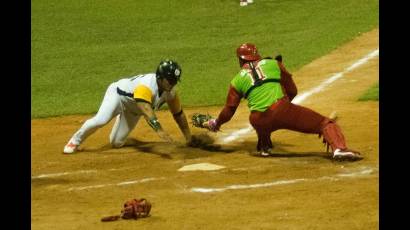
[{"x1": 320, "y1": 120, "x2": 347, "y2": 152}]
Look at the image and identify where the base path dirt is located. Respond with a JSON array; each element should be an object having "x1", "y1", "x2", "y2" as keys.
[{"x1": 32, "y1": 29, "x2": 379, "y2": 230}]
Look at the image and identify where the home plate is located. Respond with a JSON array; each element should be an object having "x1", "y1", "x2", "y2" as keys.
[{"x1": 178, "y1": 163, "x2": 226, "y2": 172}]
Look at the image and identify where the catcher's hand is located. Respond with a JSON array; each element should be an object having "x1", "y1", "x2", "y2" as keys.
[{"x1": 191, "y1": 113, "x2": 219, "y2": 132}]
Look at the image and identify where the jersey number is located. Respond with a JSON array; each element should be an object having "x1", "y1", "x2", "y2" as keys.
[{"x1": 246, "y1": 65, "x2": 266, "y2": 85}]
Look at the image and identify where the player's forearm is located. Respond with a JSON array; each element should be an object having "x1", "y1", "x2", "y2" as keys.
[
  {"x1": 216, "y1": 105, "x2": 237, "y2": 128},
  {"x1": 173, "y1": 110, "x2": 192, "y2": 142},
  {"x1": 215, "y1": 85, "x2": 241, "y2": 128},
  {"x1": 136, "y1": 102, "x2": 164, "y2": 132},
  {"x1": 136, "y1": 101, "x2": 154, "y2": 117},
  {"x1": 135, "y1": 101, "x2": 173, "y2": 142},
  {"x1": 166, "y1": 92, "x2": 191, "y2": 142}
]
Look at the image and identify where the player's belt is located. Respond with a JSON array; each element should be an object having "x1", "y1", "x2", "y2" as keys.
[
  {"x1": 244, "y1": 78, "x2": 281, "y2": 99},
  {"x1": 117, "y1": 87, "x2": 133, "y2": 98}
]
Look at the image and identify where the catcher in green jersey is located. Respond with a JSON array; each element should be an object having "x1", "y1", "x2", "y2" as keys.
[{"x1": 203, "y1": 43, "x2": 362, "y2": 161}]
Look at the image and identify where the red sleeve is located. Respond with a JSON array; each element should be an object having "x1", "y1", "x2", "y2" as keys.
[
  {"x1": 278, "y1": 61, "x2": 297, "y2": 101},
  {"x1": 215, "y1": 85, "x2": 242, "y2": 129}
]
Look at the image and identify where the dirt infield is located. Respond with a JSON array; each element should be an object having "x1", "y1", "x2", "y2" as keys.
[{"x1": 32, "y1": 29, "x2": 379, "y2": 230}]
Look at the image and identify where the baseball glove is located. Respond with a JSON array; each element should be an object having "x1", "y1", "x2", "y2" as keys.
[
  {"x1": 191, "y1": 113, "x2": 214, "y2": 129},
  {"x1": 101, "y1": 198, "x2": 152, "y2": 222}
]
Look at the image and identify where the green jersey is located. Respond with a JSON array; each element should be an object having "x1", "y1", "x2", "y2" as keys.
[{"x1": 231, "y1": 59, "x2": 284, "y2": 112}]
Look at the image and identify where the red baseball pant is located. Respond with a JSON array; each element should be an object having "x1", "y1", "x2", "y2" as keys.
[{"x1": 249, "y1": 98, "x2": 347, "y2": 152}]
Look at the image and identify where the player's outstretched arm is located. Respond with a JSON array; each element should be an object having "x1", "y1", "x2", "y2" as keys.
[
  {"x1": 135, "y1": 101, "x2": 173, "y2": 143},
  {"x1": 166, "y1": 92, "x2": 192, "y2": 143}
]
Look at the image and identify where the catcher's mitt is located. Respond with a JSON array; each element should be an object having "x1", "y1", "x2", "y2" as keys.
[
  {"x1": 191, "y1": 113, "x2": 214, "y2": 129},
  {"x1": 101, "y1": 198, "x2": 152, "y2": 222},
  {"x1": 122, "y1": 198, "x2": 151, "y2": 219}
]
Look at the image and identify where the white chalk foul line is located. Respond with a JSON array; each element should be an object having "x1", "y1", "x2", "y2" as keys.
[
  {"x1": 192, "y1": 179, "x2": 307, "y2": 193},
  {"x1": 220, "y1": 126, "x2": 254, "y2": 143},
  {"x1": 67, "y1": 177, "x2": 165, "y2": 191},
  {"x1": 31, "y1": 170, "x2": 98, "y2": 179},
  {"x1": 31, "y1": 167, "x2": 132, "y2": 179},
  {"x1": 191, "y1": 167, "x2": 376, "y2": 193},
  {"x1": 292, "y1": 49, "x2": 379, "y2": 105},
  {"x1": 220, "y1": 49, "x2": 379, "y2": 144}
]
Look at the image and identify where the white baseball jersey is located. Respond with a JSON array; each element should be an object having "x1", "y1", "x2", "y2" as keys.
[{"x1": 116, "y1": 73, "x2": 176, "y2": 113}]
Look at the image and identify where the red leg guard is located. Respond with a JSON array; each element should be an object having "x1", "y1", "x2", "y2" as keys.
[{"x1": 321, "y1": 120, "x2": 347, "y2": 152}]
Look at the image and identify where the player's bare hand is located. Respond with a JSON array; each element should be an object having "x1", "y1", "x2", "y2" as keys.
[{"x1": 191, "y1": 113, "x2": 219, "y2": 132}]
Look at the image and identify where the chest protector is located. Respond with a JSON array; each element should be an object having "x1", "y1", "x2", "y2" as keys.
[{"x1": 231, "y1": 59, "x2": 284, "y2": 112}]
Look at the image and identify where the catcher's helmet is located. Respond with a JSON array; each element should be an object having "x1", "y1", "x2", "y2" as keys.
[
  {"x1": 156, "y1": 59, "x2": 181, "y2": 85},
  {"x1": 236, "y1": 43, "x2": 261, "y2": 61}
]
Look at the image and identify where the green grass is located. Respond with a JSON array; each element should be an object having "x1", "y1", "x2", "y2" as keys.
[
  {"x1": 359, "y1": 83, "x2": 379, "y2": 101},
  {"x1": 32, "y1": 0, "x2": 379, "y2": 118}
]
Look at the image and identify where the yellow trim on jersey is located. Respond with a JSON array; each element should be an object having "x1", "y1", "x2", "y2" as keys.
[{"x1": 133, "y1": 85, "x2": 153, "y2": 103}]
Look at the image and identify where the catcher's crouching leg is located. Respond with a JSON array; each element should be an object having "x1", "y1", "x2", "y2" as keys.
[
  {"x1": 250, "y1": 120, "x2": 274, "y2": 156},
  {"x1": 256, "y1": 130, "x2": 273, "y2": 155},
  {"x1": 320, "y1": 119, "x2": 362, "y2": 160},
  {"x1": 249, "y1": 111, "x2": 275, "y2": 157}
]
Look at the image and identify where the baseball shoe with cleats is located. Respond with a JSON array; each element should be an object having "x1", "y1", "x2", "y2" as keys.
[
  {"x1": 63, "y1": 139, "x2": 79, "y2": 154},
  {"x1": 259, "y1": 148, "x2": 274, "y2": 157},
  {"x1": 332, "y1": 148, "x2": 362, "y2": 161},
  {"x1": 240, "y1": 0, "x2": 248, "y2": 6}
]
